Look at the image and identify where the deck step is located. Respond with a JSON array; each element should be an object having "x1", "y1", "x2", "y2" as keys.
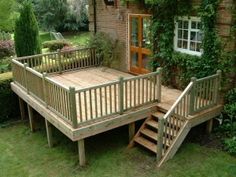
[
  {"x1": 134, "y1": 136, "x2": 157, "y2": 153},
  {"x1": 140, "y1": 128, "x2": 171, "y2": 146},
  {"x1": 152, "y1": 112, "x2": 165, "y2": 119},
  {"x1": 146, "y1": 119, "x2": 158, "y2": 129}
]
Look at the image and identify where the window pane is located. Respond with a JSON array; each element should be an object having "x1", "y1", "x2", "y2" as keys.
[
  {"x1": 131, "y1": 17, "x2": 139, "y2": 46},
  {"x1": 196, "y1": 43, "x2": 201, "y2": 52},
  {"x1": 131, "y1": 52, "x2": 138, "y2": 67},
  {"x1": 177, "y1": 20, "x2": 182, "y2": 29},
  {"x1": 192, "y1": 21, "x2": 197, "y2": 29},
  {"x1": 183, "y1": 30, "x2": 188, "y2": 40},
  {"x1": 190, "y1": 31, "x2": 197, "y2": 41},
  {"x1": 178, "y1": 30, "x2": 182, "y2": 38},
  {"x1": 197, "y1": 32, "x2": 202, "y2": 41},
  {"x1": 177, "y1": 40, "x2": 182, "y2": 48},
  {"x1": 183, "y1": 21, "x2": 188, "y2": 29},
  {"x1": 142, "y1": 54, "x2": 150, "y2": 70},
  {"x1": 183, "y1": 41, "x2": 188, "y2": 49},
  {"x1": 190, "y1": 42, "x2": 196, "y2": 51},
  {"x1": 142, "y1": 17, "x2": 151, "y2": 48},
  {"x1": 197, "y1": 22, "x2": 201, "y2": 29}
]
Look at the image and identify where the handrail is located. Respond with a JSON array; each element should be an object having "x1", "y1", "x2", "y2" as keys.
[{"x1": 163, "y1": 81, "x2": 194, "y2": 120}]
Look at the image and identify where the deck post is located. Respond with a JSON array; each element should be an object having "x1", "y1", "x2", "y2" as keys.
[
  {"x1": 119, "y1": 77, "x2": 124, "y2": 115},
  {"x1": 189, "y1": 77, "x2": 197, "y2": 115},
  {"x1": 156, "y1": 67, "x2": 162, "y2": 102},
  {"x1": 57, "y1": 49, "x2": 62, "y2": 74},
  {"x1": 69, "y1": 87, "x2": 78, "y2": 128},
  {"x1": 206, "y1": 119, "x2": 213, "y2": 134},
  {"x1": 78, "y1": 139, "x2": 86, "y2": 166},
  {"x1": 128, "y1": 122, "x2": 135, "y2": 142},
  {"x1": 23, "y1": 63, "x2": 29, "y2": 94},
  {"x1": 18, "y1": 97, "x2": 26, "y2": 120},
  {"x1": 157, "y1": 117, "x2": 164, "y2": 162},
  {"x1": 45, "y1": 119, "x2": 53, "y2": 148},
  {"x1": 42, "y1": 72, "x2": 48, "y2": 108},
  {"x1": 27, "y1": 104, "x2": 35, "y2": 132}
]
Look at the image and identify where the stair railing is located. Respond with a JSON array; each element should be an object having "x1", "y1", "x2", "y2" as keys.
[{"x1": 157, "y1": 70, "x2": 222, "y2": 161}]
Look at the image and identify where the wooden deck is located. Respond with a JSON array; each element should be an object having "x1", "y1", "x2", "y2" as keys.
[
  {"x1": 11, "y1": 48, "x2": 223, "y2": 167},
  {"x1": 49, "y1": 67, "x2": 182, "y2": 123}
]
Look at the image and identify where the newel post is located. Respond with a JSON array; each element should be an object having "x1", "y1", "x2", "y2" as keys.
[
  {"x1": 216, "y1": 70, "x2": 222, "y2": 104},
  {"x1": 69, "y1": 87, "x2": 78, "y2": 128},
  {"x1": 189, "y1": 77, "x2": 197, "y2": 115},
  {"x1": 24, "y1": 63, "x2": 29, "y2": 94},
  {"x1": 157, "y1": 116, "x2": 164, "y2": 162},
  {"x1": 42, "y1": 72, "x2": 48, "y2": 108},
  {"x1": 57, "y1": 49, "x2": 62, "y2": 74},
  {"x1": 156, "y1": 67, "x2": 162, "y2": 103},
  {"x1": 119, "y1": 77, "x2": 124, "y2": 115}
]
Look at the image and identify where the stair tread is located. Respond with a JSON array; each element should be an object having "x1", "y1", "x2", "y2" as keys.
[
  {"x1": 146, "y1": 119, "x2": 158, "y2": 129},
  {"x1": 140, "y1": 128, "x2": 171, "y2": 146},
  {"x1": 152, "y1": 112, "x2": 165, "y2": 119},
  {"x1": 134, "y1": 136, "x2": 157, "y2": 153}
]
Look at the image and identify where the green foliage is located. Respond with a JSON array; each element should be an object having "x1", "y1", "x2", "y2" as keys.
[
  {"x1": 87, "y1": 32, "x2": 121, "y2": 68},
  {"x1": 224, "y1": 137, "x2": 236, "y2": 155},
  {"x1": 32, "y1": 0, "x2": 88, "y2": 32},
  {"x1": 0, "y1": 31, "x2": 12, "y2": 41},
  {"x1": 14, "y1": 1, "x2": 41, "y2": 57},
  {"x1": 0, "y1": 73, "x2": 19, "y2": 123},
  {"x1": 198, "y1": 0, "x2": 221, "y2": 76},
  {"x1": 0, "y1": 0, "x2": 19, "y2": 32},
  {"x1": 42, "y1": 40, "x2": 71, "y2": 51}
]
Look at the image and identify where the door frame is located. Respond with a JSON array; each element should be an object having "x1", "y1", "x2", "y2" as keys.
[{"x1": 127, "y1": 13, "x2": 152, "y2": 75}]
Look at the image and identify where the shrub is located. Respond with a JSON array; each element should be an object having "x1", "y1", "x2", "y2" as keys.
[
  {"x1": 0, "y1": 40, "x2": 15, "y2": 58},
  {"x1": 0, "y1": 72, "x2": 19, "y2": 123},
  {"x1": 42, "y1": 40, "x2": 71, "y2": 51},
  {"x1": 224, "y1": 137, "x2": 236, "y2": 155},
  {"x1": 14, "y1": 1, "x2": 41, "y2": 57}
]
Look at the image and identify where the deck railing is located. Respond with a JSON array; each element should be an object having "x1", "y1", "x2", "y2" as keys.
[
  {"x1": 75, "y1": 69, "x2": 162, "y2": 123},
  {"x1": 16, "y1": 47, "x2": 98, "y2": 74},
  {"x1": 12, "y1": 48, "x2": 162, "y2": 128},
  {"x1": 12, "y1": 47, "x2": 100, "y2": 128},
  {"x1": 156, "y1": 70, "x2": 222, "y2": 161}
]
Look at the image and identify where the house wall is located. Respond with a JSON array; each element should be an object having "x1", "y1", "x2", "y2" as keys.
[{"x1": 88, "y1": 0, "x2": 235, "y2": 72}]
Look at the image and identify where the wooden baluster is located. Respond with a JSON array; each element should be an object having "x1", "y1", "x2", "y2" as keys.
[
  {"x1": 157, "y1": 67, "x2": 162, "y2": 102},
  {"x1": 216, "y1": 70, "x2": 222, "y2": 104},
  {"x1": 42, "y1": 72, "x2": 48, "y2": 108},
  {"x1": 24, "y1": 63, "x2": 29, "y2": 94}
]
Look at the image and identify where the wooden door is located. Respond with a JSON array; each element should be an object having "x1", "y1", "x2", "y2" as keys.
[{"x1": 129, "y1": 14, "x2": 151, "y2": 74}]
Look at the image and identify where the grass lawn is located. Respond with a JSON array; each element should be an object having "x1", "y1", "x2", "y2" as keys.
[
  {"x1": 63, "y1": 32, "x2": 90, "y2": 46},
  {"x1": 0, "y1": 121, "x2": 236, "y2": 177}
]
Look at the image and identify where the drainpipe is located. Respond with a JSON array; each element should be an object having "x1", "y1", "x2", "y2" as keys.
[{"x1": 93, "y1": 0, "x2": 97, "y2": 34}]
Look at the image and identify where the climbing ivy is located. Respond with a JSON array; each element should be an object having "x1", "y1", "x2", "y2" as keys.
[{"x1": 122, "y1": 0, "x2": 234, "y2": 89}]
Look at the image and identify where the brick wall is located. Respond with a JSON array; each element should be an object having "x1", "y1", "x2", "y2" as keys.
[{"x1": 88, "y1": 0, "x2": 235, "y2": 71}]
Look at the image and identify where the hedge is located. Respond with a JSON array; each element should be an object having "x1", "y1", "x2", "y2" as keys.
[{"x1": 0, "y1": 72, "x2": 19, "y2": 123}]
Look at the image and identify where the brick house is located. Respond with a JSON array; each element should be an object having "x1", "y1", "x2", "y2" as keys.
[{"x1": 88, "y1": 0, "x2": 235, "y2": 75}]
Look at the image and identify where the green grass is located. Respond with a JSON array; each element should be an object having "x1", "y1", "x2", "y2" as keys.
[
  {"x1": 40, "y1": 32, "x2": 51, "y2": 44},
  {"x1": 0, "y1": 72, "x2": 12, "y2": 81},
  {"x1": 0, "y1": 122, "x2": 236, "y2": 177},
  {"x1": 64, "y1": 32, "x2": 90, "y2": 46}
]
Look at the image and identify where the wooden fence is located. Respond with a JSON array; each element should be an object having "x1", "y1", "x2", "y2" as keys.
[
  {"x1": 156, "y1": 70, "x2": 222, "y2": 160},
  {"x1": 12, "y1": 48, "x2": 162, "y2": 128}
]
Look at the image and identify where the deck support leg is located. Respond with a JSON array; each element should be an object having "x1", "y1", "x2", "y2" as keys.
[
  {"x1": 129, "y1": 122, "x2": 135, "y2": 142},
  {"x1": 27, "y1": 104, "x2": 35, "y2": 132},
  {"x1": 19, "y1": 97, "x2": 26, "y2": 120},
  {"x1": 78, "y1": 139, "x2": 86, "y2": 166},
  {"x1": 45, "y1": 119, "x2": 53, "y2": 148},
  {"x1": 206, "y1": 119, "x2": 213, "y2": 134}
]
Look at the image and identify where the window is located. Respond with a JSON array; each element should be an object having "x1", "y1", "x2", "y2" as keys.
[{"x1": 174, "y1": 17, "x2": 203, "y2": 56}]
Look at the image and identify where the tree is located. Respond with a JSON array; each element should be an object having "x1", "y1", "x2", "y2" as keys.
[
  {"x1": 0, "y1": 0, "x2": 19, "y2": 32},
  {"x1": 14, "y1": 1, "x2": 41, "y2": 57}
]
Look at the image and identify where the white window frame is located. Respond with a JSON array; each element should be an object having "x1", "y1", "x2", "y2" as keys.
[{"x1": 174, "y1": 16, "x2": 203, "y2": 56}]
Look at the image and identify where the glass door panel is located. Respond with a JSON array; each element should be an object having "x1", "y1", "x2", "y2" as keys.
[{"x1": 131, "y1": 17, "x2": 139, "y2": 47}]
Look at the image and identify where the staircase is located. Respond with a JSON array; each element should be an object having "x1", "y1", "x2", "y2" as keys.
[{"x1": 128, "y1": 71, "x2": 222, "y2": 167}]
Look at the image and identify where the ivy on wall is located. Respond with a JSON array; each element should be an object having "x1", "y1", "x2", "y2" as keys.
[{"x1": 123, "y1": 0, "x2": 235, "y2": 89}]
